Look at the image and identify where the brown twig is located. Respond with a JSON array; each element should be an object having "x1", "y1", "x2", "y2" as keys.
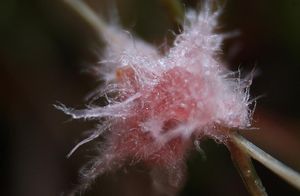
[
  {"x1": 228, "y1": 136, "x2": 267, "y2": 196},
  {"x1": 230, "y1": 132, "x2": 300, "y2": 192}
]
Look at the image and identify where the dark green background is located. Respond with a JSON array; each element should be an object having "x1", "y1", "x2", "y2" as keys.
[{"x1": 1, "y1": 0, "x2": 300, "y2": 195}]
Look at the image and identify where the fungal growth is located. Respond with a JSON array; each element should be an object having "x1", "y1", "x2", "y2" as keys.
[{"x1": 57, "y1": 1, "x2": 300, "y2": 195}]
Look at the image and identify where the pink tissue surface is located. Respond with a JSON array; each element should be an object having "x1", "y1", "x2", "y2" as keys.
[{"x1": 57, "y1": 5, "x2": 253, "y2": 195}]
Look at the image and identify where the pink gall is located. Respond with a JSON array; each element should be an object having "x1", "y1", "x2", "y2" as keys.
[{"x1": 57, "y1": 1, "x2": 255, "y2": 195}]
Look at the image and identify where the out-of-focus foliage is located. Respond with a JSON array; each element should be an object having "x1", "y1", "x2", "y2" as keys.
[{"x1": 1, "y1": 0, "x2": 300, "y2": 195}]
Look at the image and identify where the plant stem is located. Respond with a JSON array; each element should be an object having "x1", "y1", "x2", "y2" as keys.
[
  {"x1": 63, "y1": 0, "x2": 118, "y2": 43},
  {"x1": 228, "y1": 139, "x2": 267, "y2": 196},
  {"x1": 230, "y1": 132, "x2": 300, "y2": 191}
]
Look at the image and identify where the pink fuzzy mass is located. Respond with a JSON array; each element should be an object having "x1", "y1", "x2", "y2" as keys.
[{"x1": 57, "y1": 4, "x2": 253, "y2": 195}]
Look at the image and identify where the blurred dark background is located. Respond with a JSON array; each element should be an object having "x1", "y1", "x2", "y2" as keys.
[{"x1": 1, "y1": 0, "x2": 300, "y2": 195}]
